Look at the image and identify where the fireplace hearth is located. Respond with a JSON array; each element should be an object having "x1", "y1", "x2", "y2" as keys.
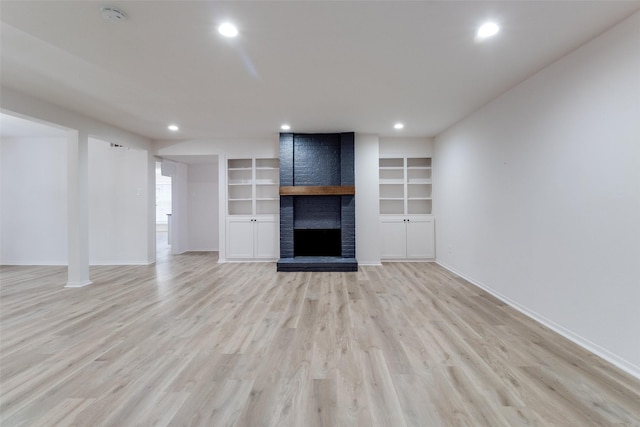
[{"x1": 277, "y1": 132, "x2": 357, "y2": 272}]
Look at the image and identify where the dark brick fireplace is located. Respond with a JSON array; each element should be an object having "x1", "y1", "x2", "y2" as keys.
[{"x1": 277, "y1": 132, "x2": 357, "y2": 272}]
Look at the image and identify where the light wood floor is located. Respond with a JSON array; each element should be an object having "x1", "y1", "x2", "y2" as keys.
[{"x1": 1, "y1": 253, "x2": 639, "y2": 426}]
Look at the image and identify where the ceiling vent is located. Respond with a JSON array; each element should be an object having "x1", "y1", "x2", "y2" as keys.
[{"x1": 101, "y1": 7, "x2": 127, "y2": 24}]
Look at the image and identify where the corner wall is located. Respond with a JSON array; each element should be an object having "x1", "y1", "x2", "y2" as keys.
[{"x1": 434, "y1": 12, "x2": 640, "y2": 376}]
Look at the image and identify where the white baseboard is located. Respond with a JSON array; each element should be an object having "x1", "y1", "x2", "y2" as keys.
[
  {"x1": 1, "y1": 261, "x2": 154, "y2": 267},
  {"x1": 65, "y1": 280, "x2": 93, "y2": 288},
  {"x1": 89, "y1": 261, "x2": 151, "y2": 266},
  {"x1": 1, "y1": 260, "x2": 66, "y2": 266},
  {"x1": 436, "y1": 260, "x2": 640, "y2": 381}
]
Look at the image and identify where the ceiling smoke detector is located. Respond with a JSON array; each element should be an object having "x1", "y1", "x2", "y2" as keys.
[{"x1": 101, "y1": 7, "x2": 127, "y2": 24}]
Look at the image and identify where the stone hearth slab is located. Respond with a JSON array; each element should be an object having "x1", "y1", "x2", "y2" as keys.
[{"x1": 276, "y1": 257, "x2": 358, "y2": 272}]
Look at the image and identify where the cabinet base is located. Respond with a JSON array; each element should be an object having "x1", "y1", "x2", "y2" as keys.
[{"x1": 277, "y1": 257, "x2": 358, "y2": 272}]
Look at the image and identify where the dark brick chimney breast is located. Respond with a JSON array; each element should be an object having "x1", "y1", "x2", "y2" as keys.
[{"x1": 277, "y1": 132, "x2": 357, "y2": 272}]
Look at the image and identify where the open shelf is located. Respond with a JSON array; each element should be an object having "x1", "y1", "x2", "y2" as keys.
[
  {"x1": 256, "y1": 158, "x2": 279, "y2": 169},
  {"x1": 228, "y1": 158, "x2": 252, "y2": 169},
  {"x1": 379, "y1": 158, "x2": 403, "y2": 168},
  {"x1": 407, "y1": 158, "x2": 431, "y2": 168},
  {"x1": 408, "y1": 199, "x2": 432, "y2": 215},
  {"x1": 228, "y1": 200, "x2": 252, "y2": 215},
  {"x1": 380, "y1": 199, "x2": 404, "y2": 215}
]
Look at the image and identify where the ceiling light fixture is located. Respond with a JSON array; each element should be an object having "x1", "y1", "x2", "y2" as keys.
[
  {"x1": 168, "y1": 124, "x2": 179, "y2": 131},
  {"x1": 218, "y1": 22, "x2": 238, "y2": 38},
  {"x1": 100, "y1": 7, "x2": 127, "y2": 24},
  {"x1": 280, "y1": 124, "x2": 291, "y2": 131},
  {"x1": 394, "y1": 123, "x2": 404, "y2": 130},
  {"x1": 476, "y1": 22, "x2": 500, "y2": 40}
]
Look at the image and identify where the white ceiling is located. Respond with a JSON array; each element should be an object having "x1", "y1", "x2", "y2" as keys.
[{"x1": 1, "y1": 1, "x2": 639, "y2": 141}]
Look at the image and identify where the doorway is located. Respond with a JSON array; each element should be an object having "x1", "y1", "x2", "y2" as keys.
[{"x1": 155, "y1": 160, "x2": 172, "y2": 258}]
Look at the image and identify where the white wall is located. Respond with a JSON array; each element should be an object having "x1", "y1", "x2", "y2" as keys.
[
  {"x1": 379, "y1": 137, "x2": 434, "y2": 158},
  {"x1": 88, "y1": 139, "x2": 150, "y2": 264},
  {"x1": 156, "y1": 137, "x2": 278, "y2": 158},
  {"x1": 1, "y1": 88, "x2": 155, "y2": 277},
  {"x1": 156, "y1": 138, "x2": 278, "y2": 260},
  {"x1": 164, "y1": 161, "x2": 219, "y2": 254},
  {"x1": 0, "y1": 135, "x2": 154, "y2": 267},
  {"x1": 434, "y1": 12, "x2": 640, "y2": 377},
  {"x1": 355, "y1": 134, "x2": 381, "y2": 265},
  {"x1": 0, "y1": 137, "x2": 68, "y2": 264},
  {"x1": 187, "y1": 163, "x2": 219, "y2": 251},
  {"x1": 158, "y1": 135, "x2": 431, "y2": 264}
]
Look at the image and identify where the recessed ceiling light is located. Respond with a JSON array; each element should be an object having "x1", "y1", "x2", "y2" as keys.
[
  {"x1": 394, "y1": 123, "x2": 404, "y2": 130},
  {"x1": 218, "y1": 22, "x2": 238, "y2": 38},
  {"x1": 476, "y1": 22, "x2": 500, "y2": 40},
  {"x1": 280, "y1": 124, "x2": 291, "y2": 131},
  {"x1": 168, "y1": 124, "x2": 179, "y2": 131}
]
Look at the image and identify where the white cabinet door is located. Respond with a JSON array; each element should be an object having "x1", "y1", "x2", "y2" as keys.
[
  {"x1": 227, "y1": 218, "x2": 254, "y2": 259},
  {"x1": 406, "y1": 217, "x2": 435, "y2": 259},
  {"x1": 380, "y1": 218, "x2": 407, "y2": 259},
  {"x1": 255, "y1": 219, "x2": 279, "y2": 259}
]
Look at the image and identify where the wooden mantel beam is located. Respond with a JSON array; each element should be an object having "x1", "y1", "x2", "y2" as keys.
[{"x1": 279, "y1": 186, "x2": 355, "y2": 196}]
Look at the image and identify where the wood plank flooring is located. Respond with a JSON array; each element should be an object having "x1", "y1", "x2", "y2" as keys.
[{"x1": 1, "y1": 253, "x2": 639, "y2": 426}]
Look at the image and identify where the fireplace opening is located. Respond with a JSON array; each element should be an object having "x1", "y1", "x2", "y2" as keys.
[{"x1": 294, "y1": 229, "x2": 341, "y2": 257}]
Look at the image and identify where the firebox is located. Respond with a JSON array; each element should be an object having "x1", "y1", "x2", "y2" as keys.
[{"x1": 294, "y1": 229, "x2": 342, "y2": 257}]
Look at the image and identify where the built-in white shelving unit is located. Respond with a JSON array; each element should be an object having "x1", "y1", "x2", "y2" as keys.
[
  {"x1": 226, "y1": 157, "x2": 279, "y2": 260},
  {"x1": 379, "y1": 156, "x2": 434, "y2": 260}
]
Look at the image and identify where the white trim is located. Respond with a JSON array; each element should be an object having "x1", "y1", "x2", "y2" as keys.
[
  {"x1": 65, "y1": 280, "x2": 93, "y2": 288},
  {"x1": 436, "y1": 260, "x2": 640, "y2": 380},
  {"x1": 0, "y1": 261, "x2": 67, "y2": 266},
  {"x1": 0, "y1": 261, "x2": 154, "y2": 266},
  {"x1": 89, "y1": 261, "x2": 153, "y2": 266}
]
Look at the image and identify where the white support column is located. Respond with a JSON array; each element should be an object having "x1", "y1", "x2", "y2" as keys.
[
  {"x1": 66, "y1": 129, "x2": 92, "y2": 288},
  {"x1": 147, "y1": 152, "x2": 157, "y2": 264},
  {"x1": 171, "y1": 162, "x2": 188, "y2": 255}
]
